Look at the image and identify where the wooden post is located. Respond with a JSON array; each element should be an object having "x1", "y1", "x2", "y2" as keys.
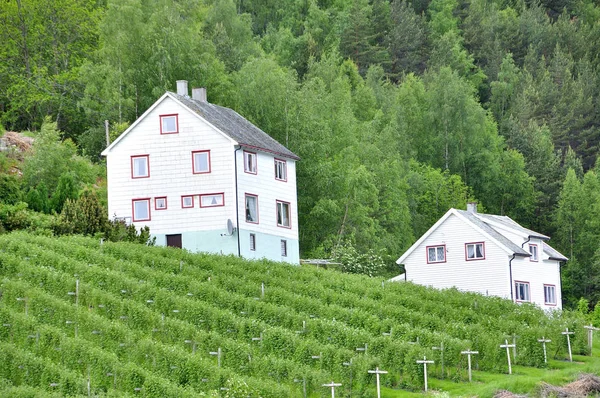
[
  {"x1": 432, "y1": 341, "x2": 444, "y2": 379},
  {"x1": 537, "y1": 337, "x2": 551, "y2": 363},
  {"x1": 294, "y1": 378, "x2": 307, "y2": 398},
  {"x1": 500, "y1": 339, "x2": 516, "y2": 374},
  {"x1": 584, "y1": 324, "x2": 599, "y2": 352},
  {"x1": 105, "y1": 120, "x2": 110, "y2": 146},
  {"x1": 562, "y1": 328, "x2": 574, "y2": 362},
  {"x1": 460, "y1": 350, "x2": 479, "y2": 382},
  {"x1": 261, "y1": 282, "x2": 265, "y2": 298},
  {"x1": 343, "y1": 359, "x2": 353, "y2": 397},
  {"x1": 356, "y1": 343, "x2": 368, "y2": 354},
  {"x1": 322, "y1": 381, "x2": 341, "y2": 398},
  {"x1": 209, "y1": 347, "x2": 222, "y2": 367},
  {"x1": 368, "y1": 367, "x2": 388, "y2": 398},
  {"x1": 416, "y1": 356, "x2": 434, "y2": 392}
]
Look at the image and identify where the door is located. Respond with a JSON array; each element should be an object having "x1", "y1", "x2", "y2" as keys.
[{"x1": 166, "y1": 234, "x2": 182, "y2": 248}]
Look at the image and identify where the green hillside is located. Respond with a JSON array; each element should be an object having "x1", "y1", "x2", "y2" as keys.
[{"x1": 0, "y1": 232, "x2": 591, "y2": 397}]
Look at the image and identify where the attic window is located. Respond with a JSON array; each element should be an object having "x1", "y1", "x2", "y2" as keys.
[
  {"x1": 465, "y1": 242, "x2": 485, "y2": 261},
  {"x1": 426, "y1": 245, "x2": 445, "y2": 264},
  {"x1": 529, "y1": 244, "x2": 538, "y2": 262},
  {"x1": 160, "y1": 114, "x2": 178, "y2": 134},
  {"x1": 200, "y1": 193, "x2": 224, "y2": 208},
  {"x1": 244, "y1": 151, "x2": 257, "y2": 174},
  {"x1": 192, "y1": 150, "x2": 211, "y2": 174},
  {"x1": 274, "y1": 159, "x2": 287, "y2": 181}
]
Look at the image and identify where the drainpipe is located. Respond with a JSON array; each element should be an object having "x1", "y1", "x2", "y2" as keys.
[
  {"x1": 521, "y1": 236, "x2": 531, "y2": 249},
  {"x1": 508, "y1": 253, "x2": 516, "y2": 301},
  {"x1": 234, "y1": 146, "x2": 242, "y2": 257}
]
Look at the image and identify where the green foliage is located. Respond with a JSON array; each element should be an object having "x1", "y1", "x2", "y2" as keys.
[
  {"x1": 0, "y1": 173, "x2": 21, "y2": 205},
  {"x1": 331, "y1": 241, "x2": 386, "y2": 277}
]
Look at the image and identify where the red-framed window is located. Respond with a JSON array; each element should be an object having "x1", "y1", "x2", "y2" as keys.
[
  {"x1": 132, "y1": 198, "x2": 151, "y2": 222},
  {"x1": 465, "y1": 242, "x2": 485, "y2": 261},
  {"x1": 544, "y1": 284, "x2": 557, "y2": 306},
  {"x1": 181, "y1": 195, "x2": 194, "y2": 208},
  {"x1": 426, "y1": 245, "x2": 446, "y2": 264},
  {"x1": 160, "y1": 114, "x2": 179, "y2": 134},
  {"x1": 192, "y1": 150, "x2": 211, "y2": 174},
  {"x1": 244, "y1": 151, "x2": 257, "y2": 174},
  {"x1": 131, "y1": 155, "x2": 150, "y2": 179},
  {"x1": 515, "y1": 281, "x2": 530, "y2": 302},
  {"x1": 245, "y1": 194, "x2": 259, "y2": 223},
  {"x1": 274, "y1": 158, "x2": 287, "y2": 182},
  {"x1": 276, "y1": 200, "x2": 291, "y2": 228},
  {"x1": 200, "y1": 193, "x2": 224, "y2": 208},
  {"x1": 154, "y1": 197, "x2": 167, "y2": 210},
  {"x1": 529, "y1": 244, "x2": 539, "y2": 262}
]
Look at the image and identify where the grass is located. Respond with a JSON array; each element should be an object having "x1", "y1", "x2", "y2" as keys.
[{"x1": 377, "y1": 340, "x2": 600, "y2": 397}]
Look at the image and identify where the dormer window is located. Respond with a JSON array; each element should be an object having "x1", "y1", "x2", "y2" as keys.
[
  {"x1": 465, "y1": 242, "x2": 485, "y2": 260},
  {"x1": 131, "y1": 155, "x2": 149, "y2": 178},
  {"x1": 529, "y1": 244, "x2": 538, "y2": 262},
  {"x1": 244, "y1": 151, "x2": 257, "y2": 174},
  {"x1": 160, "y1": 114, "x2": 178, "y2": 134}
]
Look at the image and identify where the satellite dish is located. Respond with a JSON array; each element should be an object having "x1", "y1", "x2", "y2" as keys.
[{"x1": 227, "y1": 219, "x2": 236, "y2": 235}]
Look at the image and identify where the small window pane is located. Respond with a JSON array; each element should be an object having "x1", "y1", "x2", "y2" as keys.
[
  {"x1": 246, "y1": 195, "x2": 258, "y2": 222},
  {"x1": 475, "y1": 244, "x2": 483, "y2": 258},
  {"x1": 201, "y1": 194, "x2": 223, "y2": 207},
  {"x1": 182, "y1": 196, "x2": 193, "y2": 208},
  {"x1": 428, "y1": 248, "x2": 436, "y2": 262},
  {"x1": 436, "y1": 246, "x2": 444, "y2": 261},
  {"x1": 194, "y1": 152, "x2": 210, "y2": 173},
  {"x1": 467, "y1": 245, "x2": 475, "y2": 259},
  {"x1": 162, "y1": 116, "x2": 177, "y2": 133},
  {"x1": 250, "y1": 234, "x2": 256, "y2": 251},
  {"x1": 155, "y1": 198, "x2": 166, "y2": 210},
  {"x1": 132, "y1": 156, "x2": 149, "y2": 178},
  {"x1": 133, "y1": 200, "x2": 150, "y2": 221}
]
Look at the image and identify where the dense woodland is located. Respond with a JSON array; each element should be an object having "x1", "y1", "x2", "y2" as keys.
[{"x1": 1, "y1": 0, "x2": 600, "y2": 309}]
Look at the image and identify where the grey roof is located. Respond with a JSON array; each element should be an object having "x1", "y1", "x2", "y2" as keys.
[
  {"x1": 474, "y1": 213, "x2": 550, "y2": 240},
  {"x1": 456, "y1": 210, "x2": 530, "y2": 256},
  {"x1": 543, "y1": 242, "x2": 568, "y2": 261},
  {"x1": 171, "y1": 93, "x2": 300, "y2": 160}
]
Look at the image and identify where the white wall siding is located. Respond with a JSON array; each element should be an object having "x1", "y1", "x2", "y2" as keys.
[
  {"x1": 511, "y1": 256, "x2": 562, "y2": 309},
  {"x1": 106, "y1": 96, "x2": 236, "y2": 234},
  {"x1": 404, "y1": 213, "x2": 511, "y2": 298}
]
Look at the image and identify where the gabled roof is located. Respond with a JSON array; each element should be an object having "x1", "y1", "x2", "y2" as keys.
[
  {"x1": 102, "y1": 92, "x2": 300, "y2": 161},
  {"x1": 395, "y1": 208, "x2": 567, "y2": 265}
]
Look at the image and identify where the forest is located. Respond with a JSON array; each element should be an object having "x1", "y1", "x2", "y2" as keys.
[{"x1": 1, "y1": 0, "x2": 600, "y2": 309}]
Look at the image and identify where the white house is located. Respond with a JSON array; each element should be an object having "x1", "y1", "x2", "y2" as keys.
[
  {"x1": 101, "y1": 80, "x2": 300, "y2": 264},
  {"x1": 391, "y1": 203, "x2": 567, "y2": 309}
]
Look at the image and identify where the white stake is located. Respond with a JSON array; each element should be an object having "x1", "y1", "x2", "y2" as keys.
[
  {"x1": 432, "y1": 341, "x2": 445, "y2": 378},
  {"x1": 368, "y1": 367, "x2": 388, "y2": 398},
  {"x1": 322, "y1": 381, "x2": 342, "y2": 398},
  {"x1": 584, "y1": 324, "x2": 599, "y2": 352},
  {"x1": 356, "y1": 343, "x2": 368, "y2": 354},
  {"x1": 537, "y1": 337, "x2": 551, "y2": 363},
  {"x1": 460, "y1": 350, "x2": 479, "y2": 382},
  {"x1": 500, "y1": 339, "x2": 516, "y2": 374},
  {"x1": 562, "y1": 328, "x2": 574, "y2": 362},
  {"x1": 261, "y1": 282, "x2": 265, "y2": 298},
  {"x1": 416, "y1": 356, "x2": 434, "y2": 392},
  {"x1": 209, "y1": 347, "x2": 222, "y2": 367}
]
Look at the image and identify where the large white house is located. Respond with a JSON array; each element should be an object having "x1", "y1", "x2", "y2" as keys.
[
  {"x1": 101, "y1": 80, "x2": 300, "y2": 264},
  {"x1": 391, "y1": 203, "x2": 567, "y2": 309}
]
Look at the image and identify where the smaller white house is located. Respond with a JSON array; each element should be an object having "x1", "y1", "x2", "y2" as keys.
[{"x1": 392, "y1": 203, "x2": 567, "y2": 309}]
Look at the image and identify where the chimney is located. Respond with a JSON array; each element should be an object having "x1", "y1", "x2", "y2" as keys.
[
  {"x1": 467, "y1": 202, "x2": 478, "y2": 214},
  {"x1": 176, "y1": 80, "x2": 188, "y2": 96},
  {"x1": 192, "y1": 87, "x2": 207, "y2": 102}
]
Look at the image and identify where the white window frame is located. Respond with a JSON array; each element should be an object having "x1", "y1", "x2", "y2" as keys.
[
  {"x1": 427, "y1": 245, "x2": 446, "y2": 264},
  {"x1": 132, "y1": 199, "x2": 151, "y2": 222},
  {"x1": 274, "y1": 158, "x2": 287, "y2": 181},
  {"x1": 200, "y1": 193, "x2": 224, "y2": 208},
  {"x1": 131, "y1": 155, "x2": 149, "y2": 179},
  {"x1": 276, "y1": 200, "x2": 291, "y2": 228},
  {"x1": 181, "y1": 195, "x2": 194, "y2": 209},
  {"x1": 515, "y1": 281, "x2": 530, "y2": 302},
  {"x1": 245, "y1": 194, "x2": 258, "y2": 223},
  {"x1": 529, "y1": 244, "x2": 539, "y2": 262},
  {"x1": 544, "y1": 284, "x2": 557, "y2": 305},
  {"x1": 192, "y1": 150, "x2": 211, "y2": 174},
  {"x1": 155, "y1": 197, "x2": 167, "y2": 210},
  {"x1": 160, "y1": 114, "x2": 178, "y2": 134},
  {"x1": 465, "y1": 242, "x2": 485, "y2": 261},
  {"x1": 244, "y1": 151, "x2": 257, "y2": 174}
]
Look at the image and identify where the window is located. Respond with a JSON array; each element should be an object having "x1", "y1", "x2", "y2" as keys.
[
  {"x1": 466, "y1": 242, "x2": 485, "y2": 260},
  {"x1": 281, "y1": 240, "x2": 287, "y2": 257},
  {"x1": 274, "y1": 159, "x2": 287, "y2": 181},
  {"x1": 245, "y1": 194, "x2": 258, "y2": 223},
  {"x1": 250, "y1": 234, "x2": 256, "y2": 251},
  {"x1": 181, "y1": 195, "x2": 194, "y2": 208},
  {"x1": 529, "y1": 244, "x2": 538, "y2": 262},
  {"x1": 131, "y1": 155, "x2": 149, "y2": 179},
  {"x1": 426, "y1": 245, "x2": 446, "y2": 263},
  {"x1": 155, "y1": 197, "x2": 167, "y2": 210},
  {"x1": 160, "y1": 114, "x2": 178, "y2": 134},
  {"x1": 515, "y1": 281, "x2": 530, "y2": 302},
  {"x1": 200, "y1": 193, "x2": 224, "y2": 208},
  {"x1": 132, "y1": 199, "x2": 150, "y2": 222},
  {"x1": 544, "y1": 285, "x2": 557, "y2": 305},
  {"x1": 192, "y1": 150, "x2": 211, "y2": 174},
  {"x1": 244, "y1": 151, "x2": 257, "y2": 174},
  {"x1": 276, "y1": 200, "x2": 291, "y2": 228}
]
